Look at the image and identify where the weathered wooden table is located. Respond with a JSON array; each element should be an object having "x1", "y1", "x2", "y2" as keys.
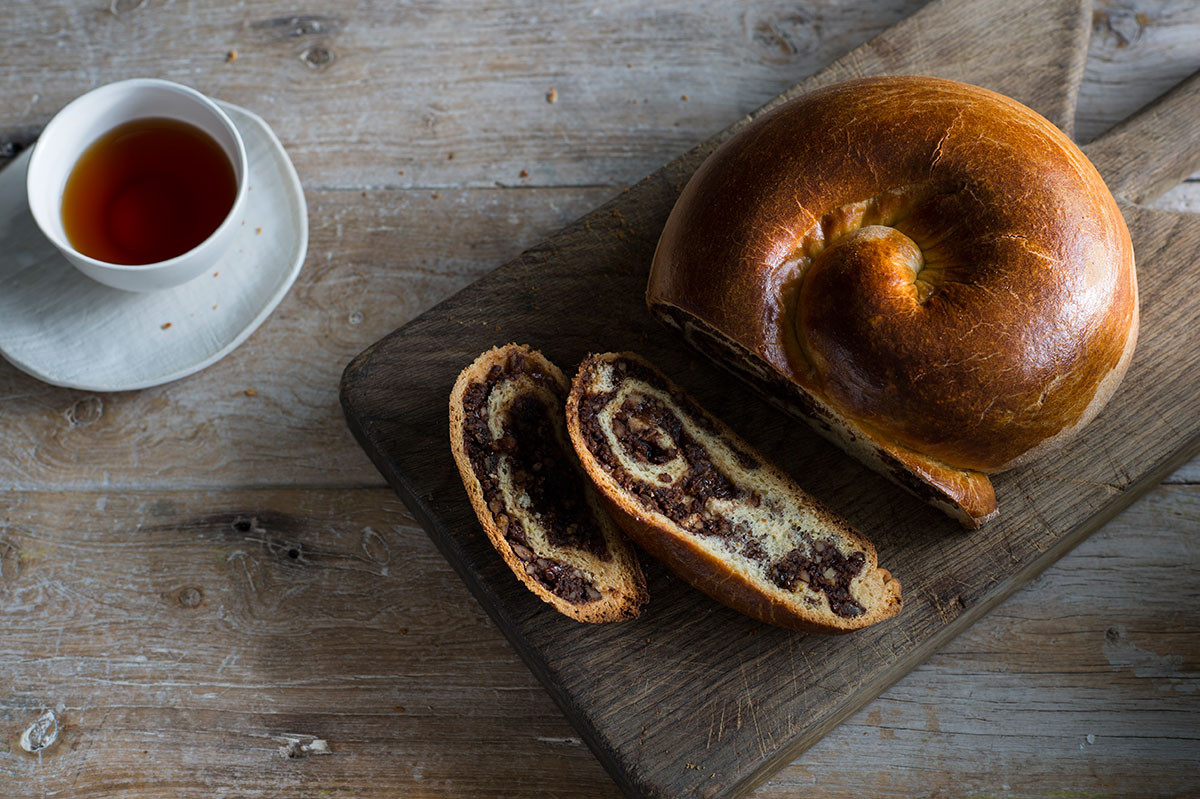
[{"x1": 1, "y1": 1, "x2": 1197, "y2": 796}]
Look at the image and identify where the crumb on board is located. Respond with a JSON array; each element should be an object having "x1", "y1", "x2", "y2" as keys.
[
  {"x1": 447, "y1": 151, "x2": 455, "y2": 160},
  {"x1": 213, "y1": 304, "x2": 219, "y2": 310},
  {"x1": 213, "y1": 271, "x2": 219, "y2": 277},
  {"x1": 225, "y1": 49, "x2": 238, "y2": 63},
  {"x1": 256, "y1": 226, "x2": 262, "y2": 234},
  {"x1": 681, "y1": 94, "x2": 689, "y2": 101},
  {"x1": 520, "y1": 169, "x2": 529, "y2": 178},
  {"x1": 160, "y1": 322, "x2": 172, "y2": 330},
  {"x1": 546, "y1": 86, "x2": 558, "y2": 104},
  {"x1": 277, "y1": 737, "x2": 330, "y2": 759},
  {"x1": 244, "y1": 389, "x2": 258, "y2": 397},
  {"x1": 432, "y1": 192, "x2": 440, "y2": 199},
  {"x1": 399, "y1": 169, "x2": 405, "y2": 175}
]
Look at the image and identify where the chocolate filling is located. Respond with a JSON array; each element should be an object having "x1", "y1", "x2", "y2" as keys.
[
  {"x1": 460, "y1": 351, "x2": 608, "y2": 604},
  {"x1": 769, "y1": 547, "x2": 866, "y2": 617},
  {"x1": 577, "y1": 356, "x2": 866, "y2": 618}
]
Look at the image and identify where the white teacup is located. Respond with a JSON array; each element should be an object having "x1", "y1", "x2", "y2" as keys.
[{"x1": 26, "y1": 78, "x2": 248, "y2": 292}]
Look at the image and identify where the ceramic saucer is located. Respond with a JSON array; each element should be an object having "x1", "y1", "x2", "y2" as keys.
[{"x1": 0, "y1": 101, "x2": 307, "y2": 391}]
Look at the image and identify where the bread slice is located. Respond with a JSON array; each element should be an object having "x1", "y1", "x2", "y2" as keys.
[
  {"x1": 565, "y1": 351, "x2": 901, "y2": 633},
  {"x1": 449, "y1": 344, "x2": 648, "y2": 622}
]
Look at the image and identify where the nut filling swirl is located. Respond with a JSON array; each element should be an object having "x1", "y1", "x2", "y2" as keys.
[
  {"x1": 575, "y1": 357, "x2": 869, "y2": 618},
  {"x1": 460, "y1": 352, "x2": 611, "y2": 604}
]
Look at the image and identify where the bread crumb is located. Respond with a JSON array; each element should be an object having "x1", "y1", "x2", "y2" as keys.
[
  {"x1": 546, "y1": 86, "x2": 558, "y2": 104},
  {"x1": 447, "y1": 151, "x2": 455, "y2": 160},
  {"x1": 681, "y1": 94, "x2": 689, "y2": 101},
  {"x1": 432, "y1": 192, "x2": 441, "y2": 199},
  {"x1": 213, "y1": 304, "x2": 219, "y2": 310},
  {"x1": 160, "y1": 322, "x2": 172, "y2": 330},
  {"x1": 244, "y1": 389, "x2": 258, "y2": 397},
  {"x1": 255, "y1": 226, "x2": 262, "y2": 234},
  {"x1": 519, "y1": 169, "x2": 529, "y2": 178},
  {"x1": 225, "y1": 49, "x2": 238, "y2": 63},
  {"x1": 399, "y1": 169, "x2": 405, "y2": 175},
  {"x1": 213, "y1": 271, "x2": 219, "y2": 277}
]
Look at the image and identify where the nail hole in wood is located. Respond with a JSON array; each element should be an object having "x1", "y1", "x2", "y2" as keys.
[
  {"x1": 177, "y1": 586, "x2": 203, "y2": 608},
  {"x1": 300, "y1": 44, "x2": 335, "y2": 70},
  {"x1": 64, "y1": 396, "x2": 104, "y2": 428}
]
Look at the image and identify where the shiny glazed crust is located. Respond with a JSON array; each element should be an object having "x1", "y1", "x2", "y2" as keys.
[
  {"x1": 647, "y1": 76, "x2": 1138, "y2": 527},
  {"x1": 566, "y1": 351, "x2": 902, "y2": 633},
  {"x1": 449, "y1": 344, "x2": 648, "y2": 622}
]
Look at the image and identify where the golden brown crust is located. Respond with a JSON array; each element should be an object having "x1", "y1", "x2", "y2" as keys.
[
  {"x1": 449, "y1": 344, "x2": 648, "y2": 623},
  {"x1": 566, "y1": 351, "x2": 902, "y2": 633},
  {"x1": 647, "y1": 76, "x2": 1137, "y2": 527}
]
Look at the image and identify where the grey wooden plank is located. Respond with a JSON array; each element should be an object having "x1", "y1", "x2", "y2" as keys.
[{"x1": 0, "y1": 486, "x2": 1193, "y2": 797}]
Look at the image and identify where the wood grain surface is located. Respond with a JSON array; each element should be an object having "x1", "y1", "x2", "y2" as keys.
[
  {"x1": 340, "y1": 0, "x2": 1200, "y2": 795},
  {"x1": 2, "y1": 0, "x2": 1198, "y2": 796}
]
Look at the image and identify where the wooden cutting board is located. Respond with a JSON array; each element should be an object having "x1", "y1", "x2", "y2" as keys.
[{"x1": 340, "y1": 0, "x2": 1200, "y2": 795}]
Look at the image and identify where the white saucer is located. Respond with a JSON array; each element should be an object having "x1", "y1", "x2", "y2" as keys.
[{"x1": 0, "y1": 101, "x2": 307, "y2": 391}]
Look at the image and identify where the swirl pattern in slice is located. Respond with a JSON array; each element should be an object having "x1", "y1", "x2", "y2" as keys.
[
  {"x1": 567, "y1": 351, "x2": 901, "y2": 633},
  {"x1": 450, "y1": 344, "x2": 647, "y2": 622}
]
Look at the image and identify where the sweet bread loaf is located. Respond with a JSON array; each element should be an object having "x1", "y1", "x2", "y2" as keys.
[
  {"x1": 647, "y1": 76, "x2": 1137, "y2": 527},
  {"x1": 450, "y1": 345, "x2": 648, "y2": 622},
  {"x1": 566, "y1": 351, "x2": 901, "y2": 633}
]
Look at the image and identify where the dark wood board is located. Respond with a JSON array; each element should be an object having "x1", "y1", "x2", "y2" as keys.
[{"x1": 340, "y1": 0, "x2": 1200, "y2": 796}]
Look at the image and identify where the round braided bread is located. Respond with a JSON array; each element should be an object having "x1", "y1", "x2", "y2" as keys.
[{"x1": 647, "y1": 76, "x2": 1137, "y2": 526}]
